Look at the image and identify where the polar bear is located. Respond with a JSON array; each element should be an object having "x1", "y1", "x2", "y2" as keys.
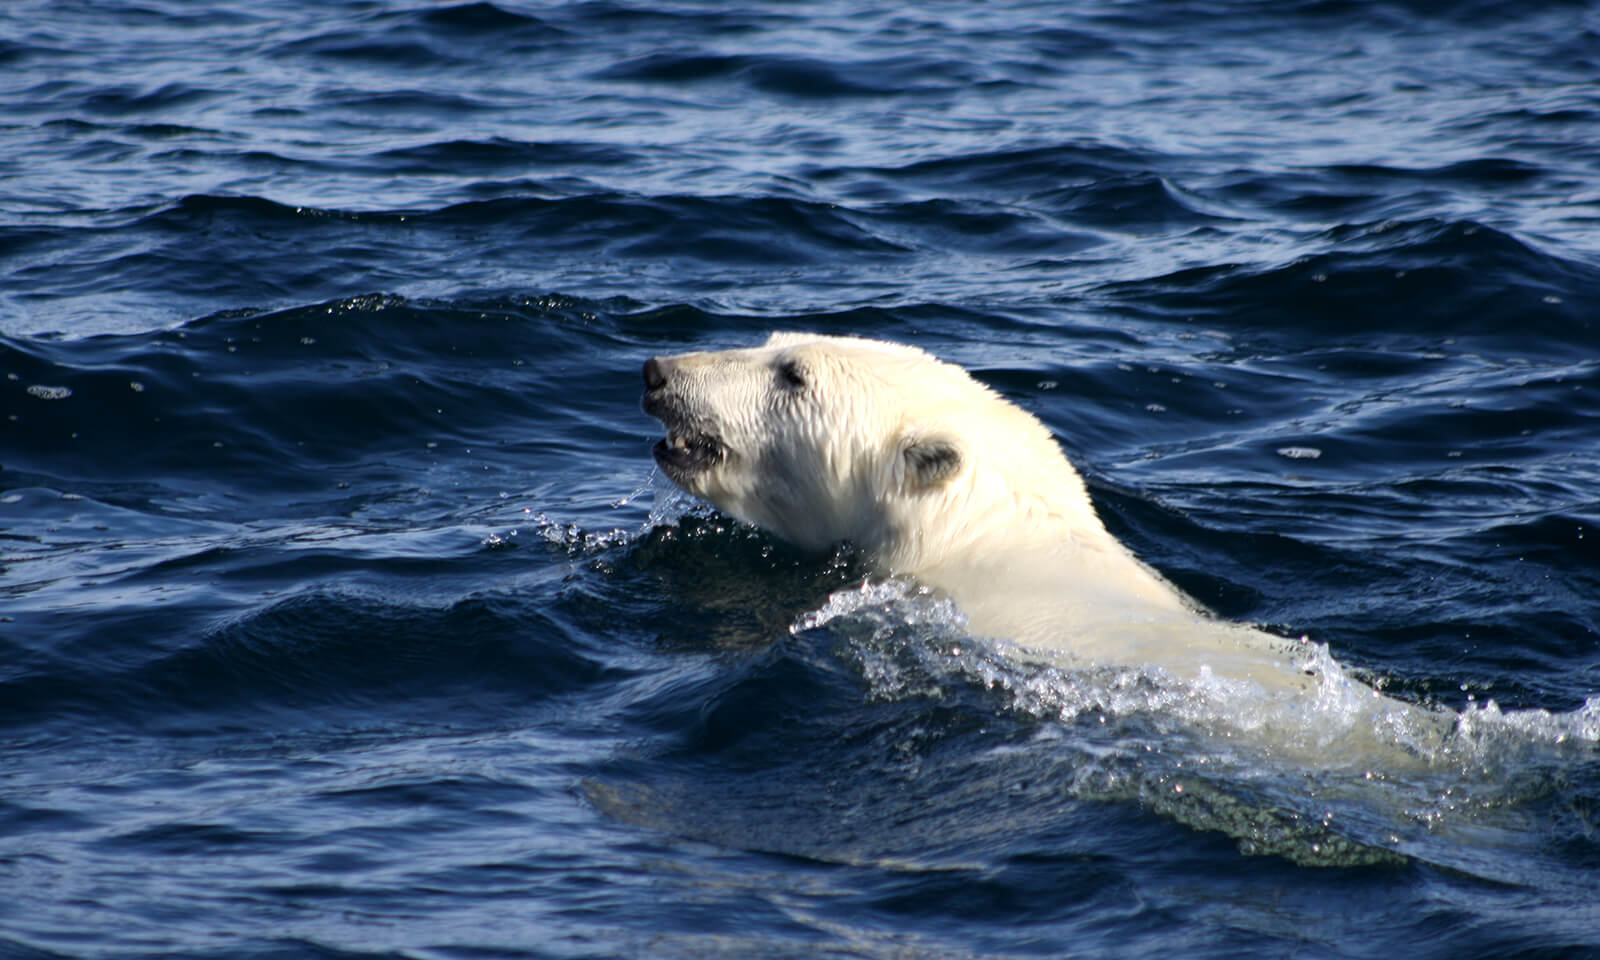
[{"x1": 640, "y1": 332, "x2": 1439, "y2": 728}]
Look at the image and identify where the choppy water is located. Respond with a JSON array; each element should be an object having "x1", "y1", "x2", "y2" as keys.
[{"x1": 4, "y1": 1, "x2": 1600, "y2": 957}]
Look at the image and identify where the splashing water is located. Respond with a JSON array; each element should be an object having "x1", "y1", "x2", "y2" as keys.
[{"x1": 786, "y1": 575, "x2": 1600, "y2": 869}]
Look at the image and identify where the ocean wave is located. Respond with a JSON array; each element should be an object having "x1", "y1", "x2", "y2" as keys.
[
  {"x1": 1087, "y1": 0, "x2": 1592, "y2": 31},
  {"x1": 375, "y1": 138, "x2": 642, "y2": 175},
  {"x1": 264, "y1": 1, "x2": 567, "y2": 65},
  {"x1": 0, "y1": 292, "x2": 625, "y2": 503},
  {"x1": 810, "y1": 141, "x2": 1160, "y2": 200},
  {"x1": 1029, "y1": 173, "x2": 1237, "y2": 231},
  {"x1": 0, "y1": 590, "x2": 613, "y2": 737},
  {"x1": 595, "y1": 51, "x2": 989, "y2": 100},
  {"x1": 425, "y1": 192, "x2": 916, "y2": 262},
  {"x1": 1101, "y1": 218, "x2": 1600, "y2": 346},
  {"x1": 417, "y1": 2, "x2": 558, "y2": 34}
]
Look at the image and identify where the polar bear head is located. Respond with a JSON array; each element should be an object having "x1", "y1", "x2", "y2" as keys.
[{"x1": 640, "y1": 332, "x2": 1093, "y2": 573}]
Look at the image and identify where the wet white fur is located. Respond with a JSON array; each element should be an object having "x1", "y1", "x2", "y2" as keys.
[{"x1": 645, "y1": 332, "x2": 1448, "y2": 738}]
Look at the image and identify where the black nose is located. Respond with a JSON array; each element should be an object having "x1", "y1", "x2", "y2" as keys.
[{"x1": 643, "y1": 356, "x2": 667, "y2": 391}]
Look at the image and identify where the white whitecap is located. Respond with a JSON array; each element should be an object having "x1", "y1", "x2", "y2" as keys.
[{"x1": 1276, "y1": 446, "x2": 1322, "y2": 460}]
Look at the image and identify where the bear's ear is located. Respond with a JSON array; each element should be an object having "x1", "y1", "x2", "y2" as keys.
[{"x1": 899, "y1": 433, "x2": 963, "y2": 492}]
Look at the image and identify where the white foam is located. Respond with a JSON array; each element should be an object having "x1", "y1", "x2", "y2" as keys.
[
  {"x1": 796, "y1": 577, "x2": 1598, "y2": 780},
  {"x1": 791, "y1": 577, "x2": 966, "y2": 634}
]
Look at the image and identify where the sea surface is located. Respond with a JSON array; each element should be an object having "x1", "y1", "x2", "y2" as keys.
[{"x1": 4, "y1": 1, "x2": 1600, "y2": 957}]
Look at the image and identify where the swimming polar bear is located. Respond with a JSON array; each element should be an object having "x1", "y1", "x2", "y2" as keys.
[{"x1": 641, "y1": 332, "x2": 1446, "y2": 751}]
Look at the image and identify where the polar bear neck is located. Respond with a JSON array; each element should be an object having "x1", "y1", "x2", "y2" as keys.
[
  {"x1": 814, "y1": 369, "x2": 1197, "y2": 629},
  {"x1": 870, "y1": 432, "x2": 1196, "y2": 636}
]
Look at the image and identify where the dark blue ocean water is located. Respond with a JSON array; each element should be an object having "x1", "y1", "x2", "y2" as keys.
[{"x1": 4, "y1": 1, "x2": 1600, "y2": 957}]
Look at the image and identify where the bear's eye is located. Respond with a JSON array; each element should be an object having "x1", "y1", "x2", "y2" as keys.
[{"x1": 777, "y1": 359, "x2": 807, "y2": 390}]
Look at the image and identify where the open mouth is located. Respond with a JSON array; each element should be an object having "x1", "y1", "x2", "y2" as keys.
[
  {"x1": 642, "y1": 362, "x2": 723, "y2": 481},
  {"x1": 651, "y1": 426, "x2": 723, "y2": 477}
]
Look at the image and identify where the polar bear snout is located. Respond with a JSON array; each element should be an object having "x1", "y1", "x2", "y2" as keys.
[
  {"x1": 639, "y1": 354, "x2": 680, "y2": 420},
  {"x1": 642, "y1": 355, "x2": 670, "y2": 392},
  {"x1": 640, "y1": 354, "x2": 692, "y2": 426},
  {"x1": 641, "y1": 353, "x2": 728, "y2": 486}
]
